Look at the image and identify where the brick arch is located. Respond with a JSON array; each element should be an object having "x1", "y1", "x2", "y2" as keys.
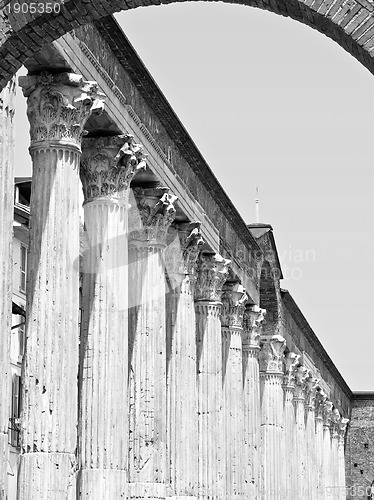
[{"x1": 0, "y1": 0, "x2": 374, "y2": 89}]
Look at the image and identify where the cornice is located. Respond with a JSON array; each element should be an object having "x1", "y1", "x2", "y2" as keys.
[{"x1": 93, "y1": 16, "x2": 261, "y2": 258}]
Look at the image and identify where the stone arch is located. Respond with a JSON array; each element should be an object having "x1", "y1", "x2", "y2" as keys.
[{"x1": 1, "y1": 0, "x2": 374, "y2": 89}]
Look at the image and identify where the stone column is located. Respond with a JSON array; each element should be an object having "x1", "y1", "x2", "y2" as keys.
[
  {"x1": 165, "y1": 222, "x2": 203, "y2": 499},
  {"x1": 17, "y1": 72, "x2": 104, "y2": 500},
  {"x1": 293, "y1": 365, "x2": 309, "y2": 500},
  {"x1": 128, "y1": 187, "x2": 177, "y2": 500},
  {"x1": 330, "y1": 409, "x2": 341, "y2": 500},
  {"x1": 0, "y1": 76, "x2": 16, "y2": 500},
  {"x1": 337, "y1": 418, "x2": 349, "y2": 500},
  {"x1": 322, "y1": 401, "x2": 333, "y2": 500},
  {"x1": 315, "y1": 390, "x2": 327, "y2": 500},
  {"x1": 259, "y1": 334, "x2": 286, "y2": 500},
  {"x1": 304, "y1": 375, "x2": 319, "y2": 500},
  {"x1": 78, "y1": 135, "x2": 146, "y2": 499},
  {"x1": 221, "y1": 282, "x2": 247, "y2": 500},
  {"x1": 242, "y1": 305, "x2": 265, "y2": 500},
  {"x1": 282, "y1": 352, "x2": 300, "y2": 500},
  {"x1": 194, "y1": 253, "x2": 231, "y2": 500}
]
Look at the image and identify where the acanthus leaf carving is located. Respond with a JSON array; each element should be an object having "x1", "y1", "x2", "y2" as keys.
[
  {"x1": 315, "y1": 389, "x2": 328, "y2": 420},
  {"x1": 338, "y1": 417, "x2": 349, "y2": 443},
  {"x1": 194, "y1": 253, "x2": 231, "y2": 302},
  {"x1": 220, "y1": 283, "x2": 248, "y2": 329},
  {"x1": 322, "y1": 400, "x2": 334, "y2": 427},
  {"x1": 164, "y1": 222, "x2": 204, "y2": 289},
  {"x1": 19, "y1": 72, "x2": 105, "y2": 149},
  {"x1": 259, "y1": 334, "x2": 286, "y2": 373},
  {"x1": 293, "y1": 365, "x2": 310, "y2": 399},
  {"x1": 242, "y1": 305, "x2": 266, "y2": 349},
  {"x1": 283, "y1": 351, "x2": 300, "y2": 388},
  {"x1": 304, "y1": 375, "x2": 320, "y2": 410},
  {"x1": 80, "y1": 134, "x2": 146, "y2": 203},
  {"x1": 129, "y1": 187, "x2": 178, "y2": 245}
]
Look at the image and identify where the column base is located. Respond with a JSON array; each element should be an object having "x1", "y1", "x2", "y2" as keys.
[
  {"x1": 128, "y1": 482, "x2": 166, "y2": 499},
  {"x1": 78, "y1": 469, "x2": 127, "y2": 499},
  {"x1": 0, "y1": 432, "x2": 8, "y2": 498},
  {"x1": 18, "y1": 452, "x2": 76, "y2": 500}
]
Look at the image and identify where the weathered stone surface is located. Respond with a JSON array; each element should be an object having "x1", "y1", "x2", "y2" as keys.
[
  {"x1": 165, "y1": 222, "x2": 203, "y2": 499},
  {"x1": 78, "y1": 134, "x2": 145, "y2": 499},
  {"x1": 194, "y1": 253, "x2": 230, "y2": 500},
  {"x1": 242, "y1": 305, "x2": 265, "y2": 500},
  {"x1": 0, "y1": 76, "x2": 15, "y2": 500},
  {"x1": 17, "y1": 72, "x2": 104, "y2": 500},
  {"x1": 294, "y1": 365, "x2": 309, "y2": 499},
  {"x1": 221, "y1": 283, "x2": 247, "y2": 500},
  {"x1": 128, "y1": 187, "x2": 177, "y2": 499},
  {"x1": 282, "y1": 352, "x2": 300, "y2": 499},
  {"x1": 259, "y1": 335, "x2": 286, "y2": 499},
  {"x1": 345, "y1": 394, "x2": 374, "y2": 500}
]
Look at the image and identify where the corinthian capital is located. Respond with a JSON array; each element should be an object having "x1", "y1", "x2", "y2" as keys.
[
  {"x1": 242, "y1": 305, "x2": 266, "y2": 349},
  {"x1": 165, "y1": 222, "x2": 204, "y2": 282},
  {"x1": 194, "y1": 253, "x2": 231, "y2": 302},
  {"x1": 323, "y1": 400, "x2": 333, "y2": 427},
  {"x1": 129, "y1": 187, "x2": 177, "y2": 245},
  {"x1": 221, "y1": 283, "x2": 248, "y2": 328},
  {"x1": 283, "y1": 352, "x2": 300, "y2": 388},
  {"x1": 259, "y1": 335, "x2": 286, "y2": 374},
  {"x1": 80, "y1": 134, "x2": 146, "y2": 203},
  {"x1": 331, "y1": 408, "x2": 341, "y2": 437},
  {"x1": 338, "y1": 418, "x2": 349, "y2": 443},
  {"x1": 305, "y1": 375, "x2": 319, "y2": 410},
  {"x1": 294, "y1": 365, "x2": 309, "y2": 399},
  {"x1": 19, "y1": 72, "x2": 105, "y2": 151},
  {"x1": 315, "y1": 389, "x2": 327, "y2": 420}
]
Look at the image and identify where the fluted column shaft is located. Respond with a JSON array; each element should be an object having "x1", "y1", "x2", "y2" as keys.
[
  {"x1": 194, "y1": 253, "x2": 230, "y2": 500},
  {"x1": 305, "y1": 376, "x2": 318, "y2": 500},
  {"x1": 242, "y1": 305, "x2": 265, "y2": 500},
  {"x1": 128, "y1": 188, "x2": 177, "y2": 499},
  {"x1": 305, "y1": 405, "x2": 317, "y2": 500},
  {"x1": 322, "y1": 403, "x2": 333, "y2": 500},
  {"x1": 337, "y1": 419, "x2": 348, "y2": 500},
  {"x1": 78, "y1": 136, "x2": 146, "y2": 499},
  {"x1": 315, "y1": 391, "x2": 326, "y2": 500},
  {"x1": 17, "y1": 73, "x2": 104, "y2": 500},
  {"x1": 221, "y1": 283, "x2": 247, "y2": 500},
  {"x1": 283, "y1": 386, "x2": 295, "y2": 499},
  {"x1": 330, "y1": 411, "x2": 340, "y2": 500},
  {"x1": 165, "y1": 222, "x2": 202, "y2": 499},
  {"x1": 282, "y1": 352, "x2": 299, "y2": 500},
  {"x1": 315, "y1": 416, "x2": 324, "y2": 500},
  {"x1": 293, "y1": 366, "x2": 309, "y2": 500},
  {"x1": 259, "y1": 335, "x2": 286, "y2": 500},
  {"x1": 0, "y1": 77, "x2": 15, "y2": 500}
]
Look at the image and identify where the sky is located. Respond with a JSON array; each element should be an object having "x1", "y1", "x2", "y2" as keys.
[{"x1": 14, "y1": 2, "x2": 374, "y2": 391}]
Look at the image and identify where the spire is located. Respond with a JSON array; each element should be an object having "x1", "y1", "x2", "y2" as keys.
[{"x1": 255, "y1": 186, "x2": 260, "y2": 223}]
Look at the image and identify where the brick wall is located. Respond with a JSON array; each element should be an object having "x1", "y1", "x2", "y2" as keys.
[{"x1": 346, "y1": 394, "x2": 374, "y2": 499}]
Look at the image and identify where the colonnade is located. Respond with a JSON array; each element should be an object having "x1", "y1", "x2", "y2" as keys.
[{"x1": 0, "y1": 72, "x2": 349, "y2": 499}]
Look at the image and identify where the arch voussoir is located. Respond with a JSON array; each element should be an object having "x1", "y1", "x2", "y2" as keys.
[{"x1": 0, "y1": 0, "x2": 373, "y2": 88}]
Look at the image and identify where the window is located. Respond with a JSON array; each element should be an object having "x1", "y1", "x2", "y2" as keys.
[
  {"x1": 9, "y1": 375, "x2": 21, "y2": 447},
  {"x1": 20, "y1": 245, "x2": 27, "y2": 293},
  {"x1": 18, "y1": 321, "x2": 25, "y2": 360}
]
